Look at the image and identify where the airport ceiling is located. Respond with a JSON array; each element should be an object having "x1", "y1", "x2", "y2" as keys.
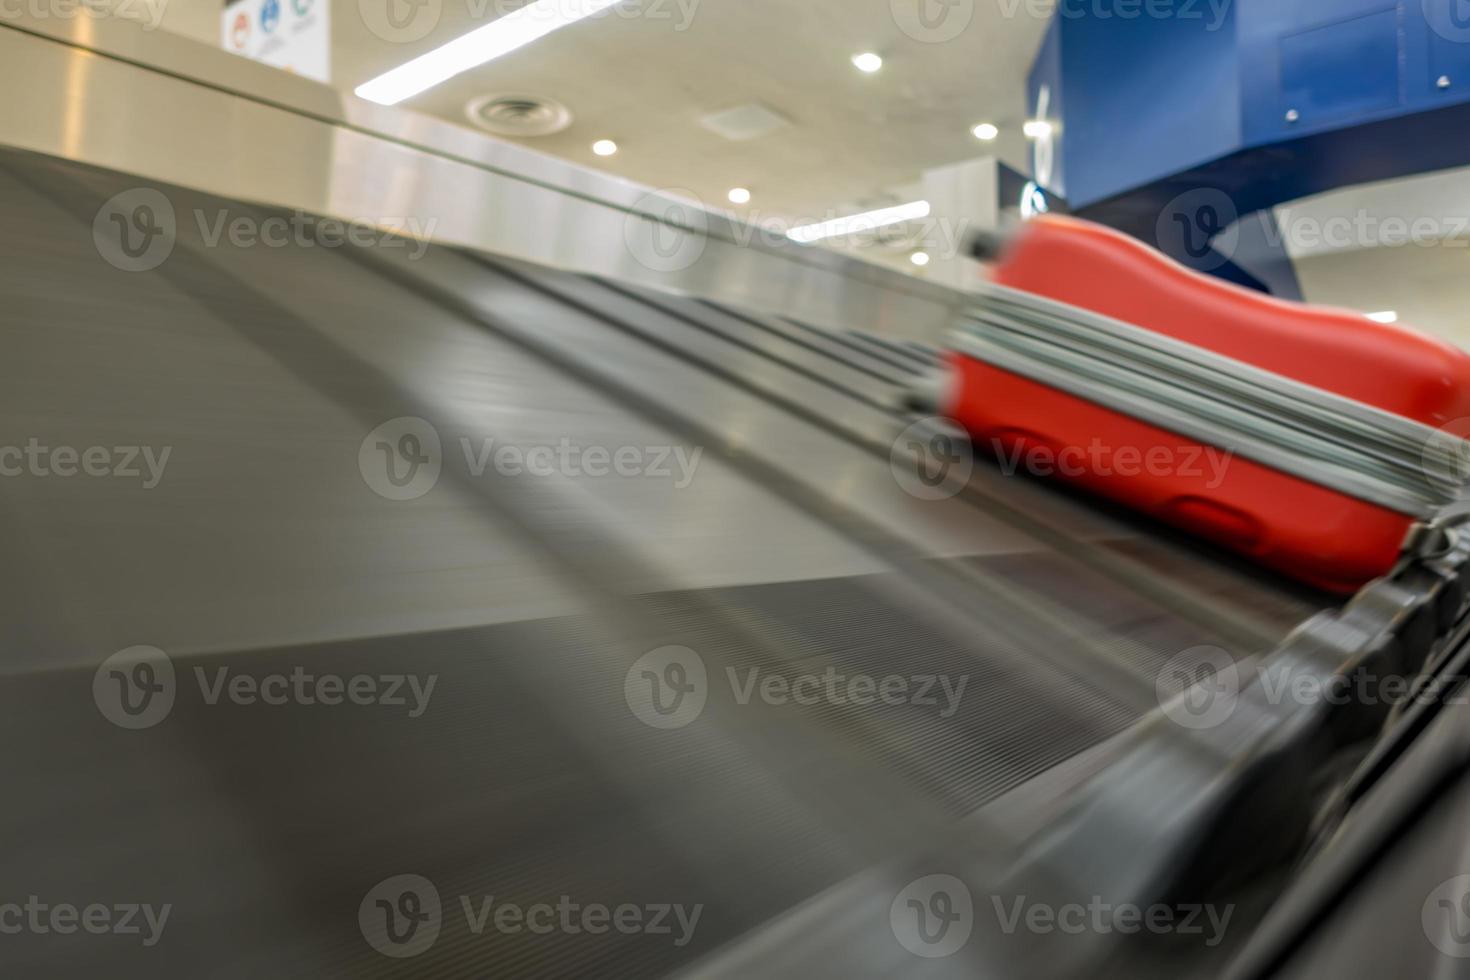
[
  {"x1": 154, "y1": 0, "x2": 1470, "y2": 346},
  {"x1": 163, "y1": 0, "x2": 1047, "y2": 225}
]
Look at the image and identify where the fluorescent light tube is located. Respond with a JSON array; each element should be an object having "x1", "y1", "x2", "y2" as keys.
[
  {"x1": 787, "y1": 201, "x2": 931, "y2": 244},
  {"x1": 356, "y1": 0, "x2": 620, "y2": 106}
]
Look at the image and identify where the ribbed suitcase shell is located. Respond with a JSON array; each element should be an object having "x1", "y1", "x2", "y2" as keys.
[{"x1": 945, "y1": 215, "x2": 1470, "y2": 593}]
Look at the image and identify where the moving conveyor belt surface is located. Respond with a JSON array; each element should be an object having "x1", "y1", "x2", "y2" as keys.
[
  {"x1": 8, "y1": 14, "x2": 1470, "y2": 979},
  {"x1": 0, "y1": 146, "x2": 1333, "y2": 978}
]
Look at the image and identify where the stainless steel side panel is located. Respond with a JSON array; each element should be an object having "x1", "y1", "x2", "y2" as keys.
[{"x1": 0, "y1": 19, "x2": 963, "y2": 340}]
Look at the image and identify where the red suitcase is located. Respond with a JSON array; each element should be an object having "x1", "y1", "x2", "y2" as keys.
[{"x1": 943, "y1": 215, "x2": 1470, "y2": 593}]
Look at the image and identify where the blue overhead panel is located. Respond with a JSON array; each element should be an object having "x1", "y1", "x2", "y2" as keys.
[
  {"x1": 1028, "y1": 0, "x2": 1470, "y2": 291},
  {"x1": 1030, "y1": 1, "x2": 1241, "y2": 211}
]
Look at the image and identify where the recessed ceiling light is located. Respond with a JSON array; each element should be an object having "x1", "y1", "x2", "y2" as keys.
[
  {"x1": 852, "y1": 52, "x2": 883, "y2": 73},
  {"x1": 355, "y1": 0, "x2": 620, "y2": 106},
  {"x1": 972, "y1": 123, "x2": 999, "y2": 141},
  {"x1": 910, "y1": 251, "x2": 931, "y2": 267},
  {"x1": 592, "y1": 139, "x2": 618, "y2": 157},
  {"x1": 1366, "y1": 310, "x2": 1399, "y2": 323},
  {"x1": 727, "y1": 187, "x2": 752, "y2": 205},
  {"x1": 787, "y1": 201, "x2": 931, "y2": 244},
  {"x1": 1023, "y1": 120, "x2": 1053, "y2": 139}
]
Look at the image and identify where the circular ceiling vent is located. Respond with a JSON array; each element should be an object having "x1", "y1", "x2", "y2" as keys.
[{"x1": 465, "y1": 94, "x2": 573, "y2": 138}]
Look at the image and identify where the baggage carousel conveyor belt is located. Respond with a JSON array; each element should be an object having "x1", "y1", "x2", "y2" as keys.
[
  {"x1": 0, "y1": 148, "x2": 1325, "y2": 979},
  {"x1": 458, "y1": 252, "x2": 1323, "y2": 655}
]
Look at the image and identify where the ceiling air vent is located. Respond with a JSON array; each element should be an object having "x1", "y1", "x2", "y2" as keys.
[{"x1": 465, "y1": 94, "x2": 574, "y2": 137}]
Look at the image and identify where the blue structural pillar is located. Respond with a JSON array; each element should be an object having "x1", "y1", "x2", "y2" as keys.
[{"x1": 1027, "y1": 0, "x2": 1470, "y2": 295}]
